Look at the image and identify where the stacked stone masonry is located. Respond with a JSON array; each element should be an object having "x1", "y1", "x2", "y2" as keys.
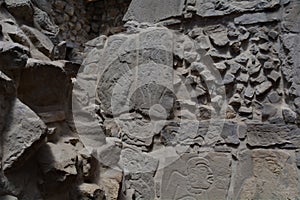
[
  {"x1": 51, "y1": 0, "x2": 131, "y2": 50},
  {"x1": 0, "y1": 0, "x2": 300, "y2": 199}
]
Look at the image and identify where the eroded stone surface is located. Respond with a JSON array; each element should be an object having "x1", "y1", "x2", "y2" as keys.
[
  {"x1": 195, "y1": 0, "x2": 280, "y2": 17},
  {"x1": 161, "y1": 152, "x2": 231, "y2": 199},
  {"x1": 2, "y1": 98, "x2": 47, "y2": 171},
  {"x1": 246, "y1": 123, "x2": 300, "y2": 148},
  {"x1": 123, "y1": 0, "x2": 184, "y2": 23},
  {"x1": 234, "y1": 149, "x2": 300, "y2": 199}
]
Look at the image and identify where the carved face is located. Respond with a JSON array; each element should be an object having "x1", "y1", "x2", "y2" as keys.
[
  {"x1": 253, "y1": 156, "x2": 283, "y2": 177},
  {"x1": 187, "y1": 163, "x2": 214, "y2": 190}
]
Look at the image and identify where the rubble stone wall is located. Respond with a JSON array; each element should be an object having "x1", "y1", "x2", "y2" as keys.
[{"x1": 51, "y1": 0, "x2": 131, "y2": 48}]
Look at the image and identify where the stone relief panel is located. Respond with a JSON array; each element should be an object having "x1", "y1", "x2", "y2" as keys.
[
  {"x1": 161, "y1": 153, "x2": 231, "y2": 200},
  {"x1": 234, "y1": 149, "x2": 300, "y2": 199}
]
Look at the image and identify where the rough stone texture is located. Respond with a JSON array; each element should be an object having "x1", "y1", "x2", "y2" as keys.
[
  {"x1": 76, "y1": 183, "x2": 105, "y2": 200},
  {"x1": 123, "y1": 0, "x2": 184, "y2": 23},
  {"x1": 161, "y1": 152, "x2": 231, "y2": 199},
  {"x1": 2, "y1": 98, "x2": 47, "y2": 171},
  {"x1": 195, "y1": 0, "x2": 280, "y2": 17},
  {"x1": 21, "y1": 25, "x2": 54, "y2": 57},
  {"x1": 233, "y1": 149, "x2": 300, "y2": 199},
  {"x1": 0, "y1": 41, "x2": 29, "y2": 70},
  {"x1": 1, "y1": 0, "x2": 300, "y2": 199},
  {"x1": 246, "y1": 123, "x2": 300, "y2": 148},
  {"x1": 4, "y1": 0, "x2": 33, "y2": 23}
]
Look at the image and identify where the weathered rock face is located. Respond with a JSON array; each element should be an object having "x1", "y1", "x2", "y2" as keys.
[
  {"x1": 234, "y1": 149, "x2": 300, "y2": 199},
  {"x1": 1, "y1": 0, "x2": 300, "y2": 199},
  {"x1": 2, "y1": 98, "x2": 47, "y2": 171}
]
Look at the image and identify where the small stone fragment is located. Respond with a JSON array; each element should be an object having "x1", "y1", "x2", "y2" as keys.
[
  {"x1": 237, "y1": 123, "x2": 247, "y2": 139},
  {"x1": 244, "y1": 86, "x2": 255, "y2": 99},
  {"x1": 209, "y1": 32, "x2": 229, "y2": 47},
  {"x1": 76, "y1": 183, "x2": 105, "y2": 200},
  {"x1": 282, "y1": 107, "x2": 297, "y2": 123},
  {"x1": 267, "y1": 70, "x2": 281, "y2": 83},
  {"x1": 256, "y1": 81, "x2": 272, "y2": 96},
  {"x1": 223, "y1": 73, "x2": 235, "y2": 84},
  {"x1": 239, "y1": 106, "x2": 252, "y2": 116},
  {"x1": 268, "y1": 91, "x2": 281, "y2": 103},
  {"x1": 195, "y1": 35, "x2": 210, "y2": 50}
]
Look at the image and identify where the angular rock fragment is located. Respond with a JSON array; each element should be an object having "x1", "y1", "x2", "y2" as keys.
[
  {"x1": 282, "y1": 107, "x2": 297, "y2": 123},
  {"x1": 262, "y1": 104, "x2": 277, "y2": 121},
  {"x1": 17, "y1": 59, "x2": 72, "y2": 115},
  {"x1": 223, "y1": 73, "x2": 235, "y2": 85},
  {"x1": 267, "y1": 70, "x2": 281, "y2": 83},
  {"x1": 0, "y1": 72, "x2": 15, "y2": 173},
  {"x1": 244, "y1": 86, "x2": 254, "y2": 99},
  {"x1": 220, "y1": 121, "x2": 239, "y2": 145},
  {"x1": 205, "y1": 25, "x2": 229, "y2": 47},
  {"x1": 239, "y1": 106, "x2": 252, "y2": 116},
  {"x1": 209, "y1": 32, "x2": 229, "y2": 47},
  {"x1": 214, "y1": 62, "x2": 226, "y2": 72},
  {"x1": 33, "y1": 6, "x2": 59, "y2": 36},
  {"x1": 237, "y1": 73, "x2": 249, "y2": 83},
  {"x1": 99, "y1": 168, "x2": 122, "y2": 200},
  {"x1": 96, "y1": 137, "x2": 121, "y2": 167},
  {"x1": 76, "y1": 183, "x2": 105, "y2": 200},
  {"x1": 195, "y1": 35, "x2": 210, "y2": 50},
  {"x1": 4, "y1": 0, "x2": 33, "y2": 23},
  {"x1": 0, "y1": 41, "x2": 29, "y2": 70},
  {"x1": 196, "y1": 105, "x2": 214, "y2": 120},
  {"x1": 256, "y1": 81, "x2": 272, "y2": 96},
  {"x1": 21, "y1": 25, "x2": 54, "y2": 57},
  {"x1": 267, "y1": 91, "x2": 281, "y2": 103},
  {"x1": 2, "y1": 99, "x2": 47, "y2": 171},
  {"x1": 38, "y1": 142, "x2": 78, "y2": 179}
]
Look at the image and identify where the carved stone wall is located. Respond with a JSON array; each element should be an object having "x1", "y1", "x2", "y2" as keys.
[{"x1": 0, "y1": 0, "x2": 300, "y2": 199}]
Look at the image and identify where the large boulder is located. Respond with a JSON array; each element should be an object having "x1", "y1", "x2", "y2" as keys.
[
  {"x1": 21, "y1": 25, "x2": 54, "y2": 57},
  {"x1": 2, "y1": 98, "x2": 47, "y2": 171},
  {"x1": 4, "y1": 0, "x2": 33, "y2": 23},
  {"x1": 17, "y1": 59, "x2": 72, "y2": 123},
  {"x1": 37, "y1": 142, "x2": 78, "y2": 198},
  {"x1": 0, "y1": 41, "x2": 29, "y2": 70}
]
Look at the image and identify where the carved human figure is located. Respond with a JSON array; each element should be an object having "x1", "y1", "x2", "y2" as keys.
[{"x1": 162, "y1": 157, "x2": 214, "y2": 199}]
